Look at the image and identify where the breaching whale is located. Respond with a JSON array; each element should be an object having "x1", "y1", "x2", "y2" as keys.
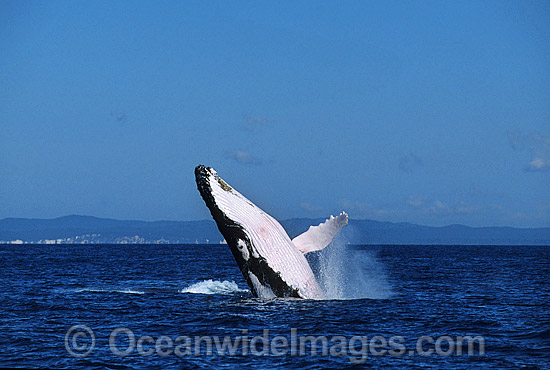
[{"x1": 195, "y1": 165, "x2": 348, "y2": 299}]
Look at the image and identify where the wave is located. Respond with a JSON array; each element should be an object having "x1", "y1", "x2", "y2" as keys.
[
  {"x1": 68, "y1": 281, "x2": 247, "y2": 296},
  {"x1": 180, "y1": 280, "x2": 248, "y2": 295},
  {"x1": 73, "y1": 288, "x2": 145, "y2": 295}
]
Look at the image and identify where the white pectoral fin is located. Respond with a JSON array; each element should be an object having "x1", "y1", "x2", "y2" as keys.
[{"x1": 292, "y1": 212, "x2": 349, "y2": 254}]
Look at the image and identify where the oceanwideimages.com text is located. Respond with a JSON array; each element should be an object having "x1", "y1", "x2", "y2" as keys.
[{"x1": 65, "y1": 325, "x2": 485, "y2": 363}]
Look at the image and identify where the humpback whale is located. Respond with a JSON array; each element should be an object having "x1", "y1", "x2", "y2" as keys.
[{"x1": 195, "y1": 165, "x2": 348, "y2": 299}]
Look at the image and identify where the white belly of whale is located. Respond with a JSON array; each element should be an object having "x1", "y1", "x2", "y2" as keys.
[{"x1": 208, "y1": 173, "x2": 325, "y2": 299}]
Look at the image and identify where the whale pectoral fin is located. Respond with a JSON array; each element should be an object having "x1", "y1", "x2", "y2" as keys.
[{"x1": 291, "y1": 212, "x2": 349, "y2": 254}]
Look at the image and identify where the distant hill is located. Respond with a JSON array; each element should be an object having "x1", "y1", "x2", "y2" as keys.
[
  {"x1": 0, "y1": 215, "x2": 548, "y2": 245},
  {"x1": 281, "y1": 218, "x2": 549, "y2": 245},
  {"x1": 0, "y1": 215, "x2": 219, "y2": 244}
]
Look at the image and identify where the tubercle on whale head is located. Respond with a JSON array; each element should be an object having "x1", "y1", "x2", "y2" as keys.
[{"x1": 195, "y1": 165, "x2": 232, "y2": 193}]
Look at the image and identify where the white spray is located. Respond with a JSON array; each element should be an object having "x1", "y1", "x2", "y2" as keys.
[{"x1": 308, "y1": 231, "x2": 393, "y2": 300}]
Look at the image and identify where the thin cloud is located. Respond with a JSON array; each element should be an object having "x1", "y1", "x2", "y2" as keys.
[
  {"x1": 300, "y1": 202, "x2": 324, "y2": 212},
  {"x1": 525, "y1": 157, "x2": 550, "y2": 172},
  {"x1": 507, "y1": 130, "x2": 550, "y2": 172},
  {"x1": 242, "y1": 114, "x2": 270, "y2": 132},
  {"x1": 422, "y1": 200, "x2": 482, "y2": 217},
  {"x1": 338, "y1": 198, "x2": 401, "y2": 219},
  {"x1": 399, "y1": 152, "x2": 423, "y2": 173},
  {"x1": 507, "y1": 130, "x2": 525, "y2": 150},
  {"x1": 225, "y1": 150, "x2": 262, "y2": 165},
  {"x1": 110, "y1": 111, "x2": 127, "y2": 123},
  {"x1": 427, "y1": 200, "x2": 450, "y2": 214},
  {"x1": 406, "y1": 196, "x2": 424, "y2": 208},
  {"x1": 407, "y1": 197, "x2": 481, "y2": 216},
  {"x1": 455, "y1": 202, "x2": 481, "y2": 215}
]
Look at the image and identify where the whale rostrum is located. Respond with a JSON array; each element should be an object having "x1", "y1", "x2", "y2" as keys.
[{"x1": 195, "y1": 165, "x2": 348, "y2": 299}]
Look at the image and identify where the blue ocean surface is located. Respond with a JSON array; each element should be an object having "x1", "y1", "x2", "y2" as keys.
[{"x1": 0, "y1": 244, "x2": 549, "y2": 369}]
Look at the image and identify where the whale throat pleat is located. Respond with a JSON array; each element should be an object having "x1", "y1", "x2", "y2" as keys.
[{"x1": 208, "y1": 172, "x2": 323, "y2": 299}]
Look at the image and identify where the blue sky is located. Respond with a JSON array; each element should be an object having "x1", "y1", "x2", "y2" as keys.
[{"x1": 1, "y1": 1, "x2": 549, "y2": 227}]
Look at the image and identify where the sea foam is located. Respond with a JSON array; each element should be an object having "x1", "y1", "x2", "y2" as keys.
[
  {"x1": 74, "y1": 288, "x2": 145, "y2": 295},
  {"x1": 180, "y1": 280, "x2": 248, "y2": 295}
]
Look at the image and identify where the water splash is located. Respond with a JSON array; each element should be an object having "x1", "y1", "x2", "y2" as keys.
[
  {"x1": 73, "y1": 288, "x2": 145, "y2": 295},
  {"x1": 180, "y1": 280, "x2": 248, "y2": 295},
  {"x1": 308, "y1": 235, "x2": 393, "y2": 300}
]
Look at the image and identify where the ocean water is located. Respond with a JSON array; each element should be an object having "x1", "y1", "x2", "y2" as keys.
[{"x1": 0, "y1": 243, "x2": 549, "y2": 369}]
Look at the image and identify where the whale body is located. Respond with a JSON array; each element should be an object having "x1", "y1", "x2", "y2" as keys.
[{"x1": 194, "y1": 165, "x2": 348, "y2": 299}]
